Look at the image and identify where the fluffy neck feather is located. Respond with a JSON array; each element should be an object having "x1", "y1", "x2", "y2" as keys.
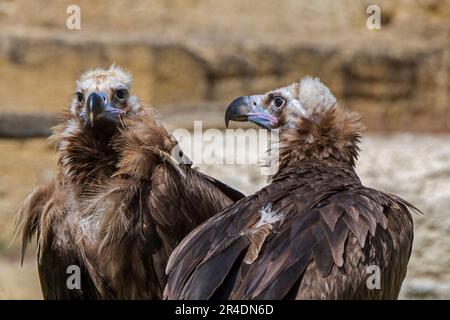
[
  {"x1": 113, "y1": 109, "x2": 177, "y2": 179},
  {"x1": 49, "y1": 113, "x2": 120, "y2": 187},
  {"x1": 273, "y1": 107, "x2": 363, "y2": 175}
]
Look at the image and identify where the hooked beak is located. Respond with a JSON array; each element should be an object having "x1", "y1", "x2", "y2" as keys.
[
  {"x1": 85, "y1": 92, "x2": 124, "y2": 127},
  {"x1": 225, "y1": 95, "x2": 278, "y2": 129}
]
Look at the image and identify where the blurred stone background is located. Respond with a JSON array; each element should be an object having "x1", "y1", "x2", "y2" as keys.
[{"x1": 0, "y1": 0, "x2": 449, "y2": 299}]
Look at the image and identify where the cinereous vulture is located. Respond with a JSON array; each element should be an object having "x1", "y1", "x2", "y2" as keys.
[
  {"x1": 14, "y1": 65, "x2": 244, "y2": 299},
  {"x1": 164, "y1": 77, "x2": 419, "y2": 300}
]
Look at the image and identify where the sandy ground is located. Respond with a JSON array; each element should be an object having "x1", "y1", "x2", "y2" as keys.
[{"x1": 0, "y1": 133, "x2": 449, "y2": 299}]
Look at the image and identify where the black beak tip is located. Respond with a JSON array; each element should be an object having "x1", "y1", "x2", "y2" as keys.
[
  {"x1": 87, "y1": 92, "x2": 105, "y2": 112},
  {"x1": 224, "y1": 96, "x2": 250, "y2": 126},
  {"x1": 86, "y1": 92, "x2": 106, "y2": 126}
]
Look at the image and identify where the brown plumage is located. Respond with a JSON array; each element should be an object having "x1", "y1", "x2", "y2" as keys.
[
  {"x1": 164, "y1": 77, "x2": 419, "y2": 300},
  {"x1": 14, "y1": 65, "x2": 244, "y2": 299}
]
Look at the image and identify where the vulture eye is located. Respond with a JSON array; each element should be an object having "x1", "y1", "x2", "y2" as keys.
[
  {"x1": 273, "y1": 96, "x2": 285, "y2": 111},
  {"x1": 115, "y1": 88, "x2": 129, "y2": 101},
  {"x1": 76, "y1": 92, "x2": 84, "y2": 103}
]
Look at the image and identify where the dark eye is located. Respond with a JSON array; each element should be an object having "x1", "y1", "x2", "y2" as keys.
[
  {"x1": 115, "y1": 88, "x2": 129, "y2": 101},
  {"x1": 273, "y1": 96, "x2": 285, "y2": 110},
  {"x1": 76, "y1": 92, "x2": 84, "y2": 103}
]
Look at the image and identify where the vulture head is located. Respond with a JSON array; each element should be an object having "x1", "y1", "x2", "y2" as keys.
[
  {"x1": 51, "y1": 65, "x2": 145, "y2": 185},
  {"x1": 72, "y1": 65, "x2": 141, "y2": 134},
  {"x1": 225, "y1": 77, "x2": 363, "y2": 170}
]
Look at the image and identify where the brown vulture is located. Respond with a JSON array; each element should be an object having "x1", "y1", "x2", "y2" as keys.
[
  {"x1": 14, "y1": 65, "x2": 244, "y2": 299},
  {"x1": 164, "y1": 77, "x2": 419, "y2": 300}
]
